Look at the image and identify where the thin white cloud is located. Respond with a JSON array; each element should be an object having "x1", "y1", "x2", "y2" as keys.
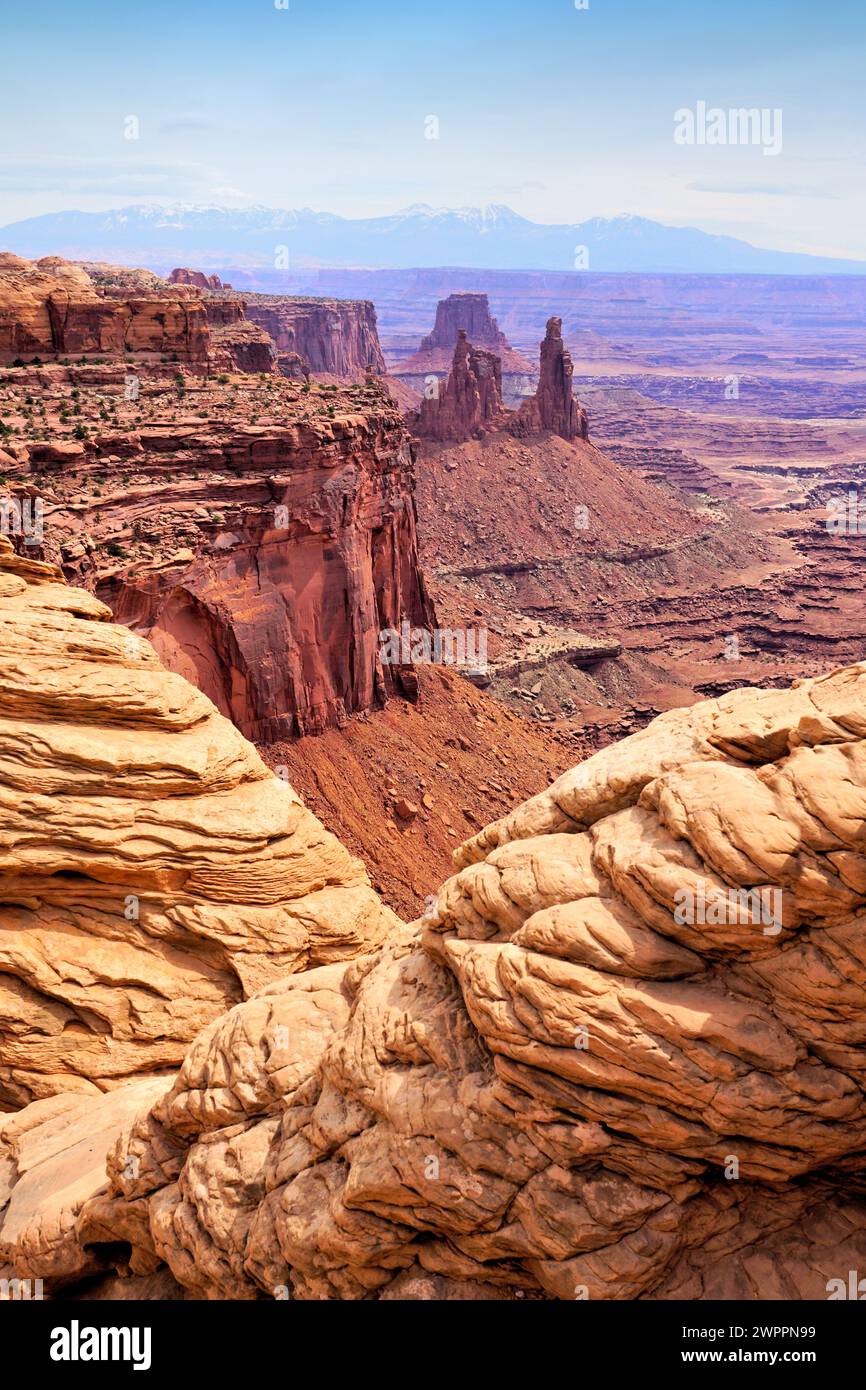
[
  {"x1": 689, "y1": 180, "x2": 839, "y2": 199},
  {"x1": 0, "y1": 156, "x2": 218, "y2": 196}
]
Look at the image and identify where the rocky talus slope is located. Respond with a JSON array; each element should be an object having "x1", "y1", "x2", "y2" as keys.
[
  {"x1": 0, "y1": 536, "x2": 397, "y2": 1111},
  {"x1": 4, "y1": 663, "x2": 866, "y2": 1297}
]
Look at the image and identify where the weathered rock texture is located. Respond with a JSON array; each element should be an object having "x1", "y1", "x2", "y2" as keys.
[
  {"x1": 168, "y1": 268, "x2": 225, "y2": 291},
  {"x1": 0, "y1": 255, "x2": 210, "y2": 368},
  {"x1": 0, "y1": 535, "x2": 397, "y2": 1110},
  {"x1": 244, "y1": 296, "x2": 386, "y2": 379},
  {"x1": 201, "y1": 297, "x2": 278, "y2": 374},
  {"x1": 276, "y1": 351, "x2": 310, "y2": 382},
  {"x1": 6, "y1": 664, "x2": 866, "y2": 1298},
  {"x1": 415, "y1": 331, "x2": 507, "y2": 442},
  {"x1": 395, "y1": 292, "x2": 535, "y2": 406},
  {"x1": 0, "y1": 257, "x2": 382, "y2": 381},
  {"x1": 511, "y1": 317, "x2": 589, "y2": 442},
  {"x1": 0, "y1": 364, "x2": 434, "y2": 740},
  {"x1": 94, "y1": 395, "x2": 434, "y2": 739},
  {"x1": 414, "y1": 317, "x2": 588, "y2": 444},
  {"x1": 421, "y1": 292, "x2": 509, "y2": 352}
]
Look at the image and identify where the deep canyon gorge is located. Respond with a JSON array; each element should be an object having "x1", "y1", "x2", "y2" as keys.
[{"x1": 1, "y1": 249, "x2": 866, "y2": 1307}]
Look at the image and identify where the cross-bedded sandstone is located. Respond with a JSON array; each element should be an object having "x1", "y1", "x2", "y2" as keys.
[{"x1": 5, "y1": 663, "x2": 866, "y2": 1298}]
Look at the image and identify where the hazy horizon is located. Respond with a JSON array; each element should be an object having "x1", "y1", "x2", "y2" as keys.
[
  {"x1": 5, "y1": 200, "x2": 865, "y2": 277},
  {"x1": 1, "y1": 0, "x2": 864, "y2": 261}
]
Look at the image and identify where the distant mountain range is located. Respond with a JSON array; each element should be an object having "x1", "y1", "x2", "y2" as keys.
[{"x1": 1, "y1": 203, "x2": 864, "y2": 276}]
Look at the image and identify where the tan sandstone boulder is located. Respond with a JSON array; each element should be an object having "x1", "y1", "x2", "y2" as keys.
[
  {"x1": 0, "y1": 535, "x2": 397, "y2": 1108},
  {"x1": 5, "y1": 660, "x2": 866, "y2": 1299}
]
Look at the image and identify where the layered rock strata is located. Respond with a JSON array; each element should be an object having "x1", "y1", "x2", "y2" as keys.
[
  {"x1": 0, "y1": 361, "x2": 434, "y2": 740},
  {"x1": 0, "y1": 255, "x2": 210, "y2": 368},
  {"x1": 422, "y1": 294, "x2": 509, "y2": 351},
  {"x1": 201, "y1": 296, "x2": 277, "y2": 374},
  {"x1": 0, "y1": 255, "x2": 397, "y2": 387},
  {"x1": 0, "y1": 535, "x2": 397, "y2": 1110},
  {"x1": 5, "y1": 665, "x2": 866, "y2": 1297},
  {"x1": 401, "y1": 292, "x2": 532, "y2": 374},
  {"x1": 94, "y1": 394, "x2": 431, "y2": 739},
  {"x1": 244, "y1": 296, "x2": 386, "y2": 379}
]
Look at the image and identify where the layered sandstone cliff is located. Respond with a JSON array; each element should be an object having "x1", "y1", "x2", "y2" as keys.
[
  {"x1": 5, "y1": 664, "x2": 866, "y2": 1297},
  {"x1": 0, "y1": 366, "x2": 433, "y2": 739},
  {"x1": 200, "y1": 295, "x2": 277, "y2": 374},
  {"x1": 0, "y1": 535, "x2": 397, "y2": 1112},
  {"x1": 0, "y1": 255, "x2": 210, "y2": 368},
  {"x1": 244, "y1": 296, "x2": 387, "y2": 379},
  {"x1": 422, "y1": 292, "x2": 510, "y2": 351}
]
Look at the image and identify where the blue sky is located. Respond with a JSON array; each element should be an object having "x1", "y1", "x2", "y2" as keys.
[{"x1": 1, "y1": 0, "x2": 864, "y2": 255}]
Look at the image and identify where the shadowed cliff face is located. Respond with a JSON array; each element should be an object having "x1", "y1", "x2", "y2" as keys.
[
  {"x1": 244, "y1": 296, "x2": 387, "y2": 378},
  {"x1": 5, "y1": 664, "x2": 866, "y2": 1298},
  {"x1": 97, "y1": 402, "x2": 434, "y2": 740}
]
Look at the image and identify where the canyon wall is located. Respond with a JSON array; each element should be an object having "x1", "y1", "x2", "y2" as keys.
[
  {"x1": 0, "y1": 256, "x2": 386, "y2": 382},
  {"x1": 0, "y1": 257, "x2": 432, "y2": 740},
  {"x1": 1, "y1": 365, "x2": 434, "y2": 740},
  {"x1": 201, "y1": 295, "x2": 278, "y2": 373},
  {"x1": 244, "y1": 296, "x2": 387, "y2": 378},
  {"x1": 95, "y1": 402, "x2": 433, "y2": 739}
]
